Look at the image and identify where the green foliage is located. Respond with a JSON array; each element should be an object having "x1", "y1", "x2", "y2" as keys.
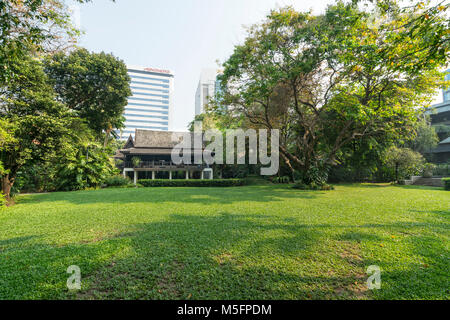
[
  {"x1": 0, "y1": 55, "x2": 78, "y2": 199},
  {"x1": 407, "y1": 116, "x2": 439, "y2": 154},
  {"x1": 1, "y1": 1, "x2": 123, "y2": 201},
  {"x1": 422, "y1": 163, "x2": 436, "y2": 178},
  {"x1": 104, "y1": 175, "x2": 131, "y2": 187},
  {"x1": 0, "y1": 191, "x2": 6, "y2": 209},
  {"x1": 44, "y1": 48, "x2": 131, "y2": 140},
  {"x1": 0, "y1": 0, "x2": 88, "y2": 84},
  {"x1": 433, "y1": 163, "x2": 450, "y2": 176},
  {"x1": 272, "y1": 176, "x2": 290, "y2": 184},
  {"x1": 384, "y1": 146, "x2": 425, "y2": 182},
  {"x1": 131, "y1": 157, "x2": 141, "y2": 168},
  {"x1": 292, "y1": 182, "x2": 335, "y2": 191},
  {"x1": 12, "y1": 162, "x2": 57, "y2": 194},
  {"x1": 215, "y1": 2, "x2": 447, "y2": 185},
  {"x1": 139, "y1": 179, "x2": 246, "y2": 188},
  {"x1": 442, "y1": 178, "x2": 450, "y2": 190},
  {"x1": 56, "y1": 145, "x2": 117, "y2": 191}
]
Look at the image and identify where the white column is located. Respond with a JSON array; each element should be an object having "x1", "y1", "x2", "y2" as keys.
[
  {"x1": 169, "y1": 171, "x2": 172, "y2": 180},
  {"x1": 201, "y1": 171, "x2": 204, "y2": 180},
  {"x1": 185, "y1": 171, "x2": 189, "y2": 180},
  {"x1": 134, "y1": 170, "x2": 137, "y2": 185},
  {"x1": 152, "y1": 171, "x2": 155, "y2": 180},
  {"x1": 123, "y1": 170, "x2": 126, "y2": 178}
]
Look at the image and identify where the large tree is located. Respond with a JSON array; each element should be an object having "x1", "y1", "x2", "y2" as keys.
[
  {"x1": 44, "y1": 48, "x2": 131, "y2": 146},
  {"x1": 0, "y1": 56, "x2": 81, "y2": 201},
  {"x1": 215, "y1": 1, "x2": 448, "y2": 184},
  {"x1": 0, "y1": 0, "x2": 96, "y2": 84}
]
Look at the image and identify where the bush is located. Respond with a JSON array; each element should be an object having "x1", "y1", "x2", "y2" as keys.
[
  {"x1": 422, "y1": 163, "x2": 436, "y2": 178},
  {"x1": 443, "y1": 178, "x2": 450, "y2": 191},
  {"x1": 292, "y1": 181, "x2": 334, "y2": 191},
  {"x1": 131, "y1": 157, "x2": 141, "y2": 168},
  {"x1": 104, "y1": 175, "x2": 131, "y2": 187},
  {"x1": 0, "y1": 192, "x2": 6, "y2": 209},
  {"x1": 139, "y1": 179, "x2": 246, "y2": 188},
  {"x1": 433, "y1": 163, "x2": 450, "y2": 176},
  {"x1": 272, "y1": 176, "x2": 290, "y2": 184}
]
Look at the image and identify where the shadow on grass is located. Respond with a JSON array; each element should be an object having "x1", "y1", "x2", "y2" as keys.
[
  {"x1": 1, "y1": 209, "x2": 448, "y2": 299},
  {"x1": 393, "y1": 185, "x2": 445, "y2": 191},
  {"x1": 15, "y1": 185, "x2": 322, "y2": 206},
  {"x1": 75, "y1": 213, "x2": 448, "y2": 300},
  {"x1": 0, "y1": 235, "x2": 39, "y2": 248}
]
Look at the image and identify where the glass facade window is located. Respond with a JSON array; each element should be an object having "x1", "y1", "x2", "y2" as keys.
[
  {"x1": 125, "y1": 107, "x2": 168, "y2": 114},
  {"x1": 131, "y1": 80, "x2": 169, "y2": 88},
  {"x1": 131, "y1": 86, "x2": 169, "y2": 93},
  {"x1": 124, "y1": 124, "x2": 169, "y2": 130},
  {"x1": 121, "y1": 67, "x2": 173, "y2": 139},
  {"x1": 444, "y1": 90, "x2": 450, "y2": 102},
  {"x1": 130, "y1": 91, "x2": 169, "y2": 99},
  {"x1": 128, "y1": 97, "x2": 168, "y2": 104},
  {"x1": 129, "y1": 74, "x2": 170, "y2": 83},
  {"x1": 443, "y1": 70, "x2": 450, "y2": 102},
  {"x1": 125, "y1": 118, "x2": 169, "y2": 125},
  {"x1": 124, "y1": 113, "x2": 168, "y2": 120}
]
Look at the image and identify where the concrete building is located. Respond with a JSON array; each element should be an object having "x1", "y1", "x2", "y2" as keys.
[
  {"x1": 195, "y1": 68, "x2": 221, "y2": 115},
  {"x1": 119, "y1": 66, "x2": 174, "y2": 139},
  {"x1": 427, "y1": 69, "x2": 450, "y2": 163}
]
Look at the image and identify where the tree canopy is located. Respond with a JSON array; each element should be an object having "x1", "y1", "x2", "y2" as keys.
[
  {"x1": 0, "y1": 56, "x2": 79, "y2": 201},
  {"x1": 44, "y1": 48, "x2": 131, "y2": 143},
  {"x1": 214, "y1": 0, "x2": 448, "y2": 184},
  {"x1": 0, "y1": 0, "x2": 123, "y2": 202}
]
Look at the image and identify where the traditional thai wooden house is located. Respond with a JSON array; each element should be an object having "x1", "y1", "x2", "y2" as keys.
[{"x1": 115, "y1": 129, "x2": 213, "y2": 184}]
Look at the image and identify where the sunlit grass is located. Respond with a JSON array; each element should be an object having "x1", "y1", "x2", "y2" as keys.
[{"x1": 0, "y1": 184, "x2": 448, "y2": 299}]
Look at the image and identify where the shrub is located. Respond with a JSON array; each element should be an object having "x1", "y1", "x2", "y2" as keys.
[
  {"x1": 292, "y1": 181, "x2": 334, "y2": 191},
  {"x1": 272, "y1": 176, "x2": 290, "y2": 184},
  {"x1": 384, "y1": 146, "x2": 425, "y2": 182},
  {"x1": 433, "y1": 163, "x2": 450, "y2": 176},
  {"x1": 0, "y1": 192, "x2": 6, "y2": 209},
  {"x1": 131, "y1": 157, "x2": 141, "y2": 168},
  {"x1": 56, "y1": 146, "x2": 117, "y2": 191},
  {"x1": 104, "y1": 175, "x2": 131, "y2": 187},
  {"x1": 422, "y1": 163, "x2": 436, "y2": 178},
  {"x1": 139, "y1": 179, "x2": 246, "y2": 187},
  {"x1": 443, "y1": 178, "x2": 450, "y2": 191}
]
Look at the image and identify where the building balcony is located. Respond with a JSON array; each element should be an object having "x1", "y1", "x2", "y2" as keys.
[{"x1": 123, "y1": 160, "x2": 205, "y2": 171}]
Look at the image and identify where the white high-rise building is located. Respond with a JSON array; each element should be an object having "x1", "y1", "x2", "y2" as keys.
[
  {"x1": 195, "y1": 68, "x2": 221, "y2": 115},
  {"x1": 119, "y1": 65, "x2": 174, "y2": 139}
]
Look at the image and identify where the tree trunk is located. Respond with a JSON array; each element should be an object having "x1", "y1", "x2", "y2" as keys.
[
  {"x1": 1, "y1": 174, "x2": 14, "y2": 204},
  {"x1": 280, "y1": 152, "x2": 296, "y2": 182},
  {"x1": 104, "y1": 128, "x2": 112, "y2": 148},
  {"x1": 395, "y1": 163, "x2": 399, "y2": 183}
]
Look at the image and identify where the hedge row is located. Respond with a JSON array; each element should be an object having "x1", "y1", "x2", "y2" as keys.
[
  {"x1": 139, "y1": 179, "x2": 246, "y2": 187},
  {"x1": 292, "y1": 182, "x2": 334, "y2": 191},
  {"x1": 443, "y1": 178, "x2": 450, "y2": 191}
]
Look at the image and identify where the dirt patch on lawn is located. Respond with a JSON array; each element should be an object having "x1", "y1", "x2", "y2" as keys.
[
  {"x1": 331, "y1": 241, "x2": 370, "y2": 299},
  {"x1": 156, "y1": 260, "x2": 184, "y2": 297}
]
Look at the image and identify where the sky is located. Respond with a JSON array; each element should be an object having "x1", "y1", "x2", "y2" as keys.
[{"x1": 71, "y1": 0, "x2": 444, "y2": 132}]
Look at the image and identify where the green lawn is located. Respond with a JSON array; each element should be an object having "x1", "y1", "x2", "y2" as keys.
[{"x1": 0, "y1": 184, "x2": 448, "y2": 300}]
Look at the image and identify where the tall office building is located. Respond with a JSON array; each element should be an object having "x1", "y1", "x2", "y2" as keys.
[
  {"x1": 195, "y1": 68, "x2": 221, "y2": 115},
  {"x1": 427, "y1": 69, "x2": 450, "y2": 162},
  {"x1": 119, "y1": 65, "x2": 174, "y2": 139}
]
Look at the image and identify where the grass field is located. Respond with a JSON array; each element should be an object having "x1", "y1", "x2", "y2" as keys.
[{"x1": 0, "y1": 184, "x2": 448, "y2": 300}]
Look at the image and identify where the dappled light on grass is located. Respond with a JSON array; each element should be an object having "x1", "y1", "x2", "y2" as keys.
[{"x1": 0, "y1": 184, "x2": 448, "y2": 299}]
